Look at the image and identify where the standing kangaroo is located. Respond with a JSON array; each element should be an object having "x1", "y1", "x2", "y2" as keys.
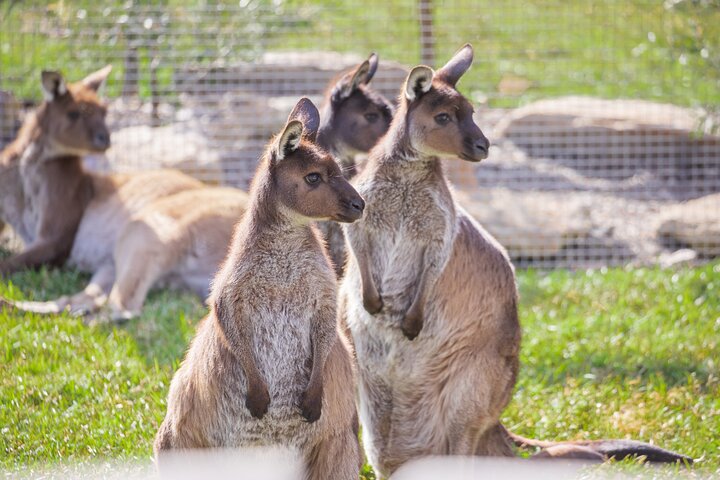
[
  {"x1": 154, "y1": 98, "x2": 363, "y2": 480},
  {"x1": 339, "y1": 45, "x2": 691, "y2": 478},
  {"x1": 316, "y1": 53, "x2": 394, "y2": 277}
]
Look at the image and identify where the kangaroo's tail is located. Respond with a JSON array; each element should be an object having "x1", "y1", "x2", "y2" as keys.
[
  {"x1": 505, "y1": 427, "x2": 693, "y2": 464},
  {"x1": 0, "y1": 295, "x2": 67, "y2": 314}
]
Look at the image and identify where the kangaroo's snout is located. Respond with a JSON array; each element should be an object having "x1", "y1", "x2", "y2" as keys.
[
  {"x1": 342, "y1": 193, "x2": 365, "y2": 222},
  {"x1": 93, "y1": 130, "x2": 110, "y2": 151},
  {"x1": 350, "y1": 196, "x2": 365, "y2": 214},
  {"x1": 475, "y1": 136, "x2": 489, "y2": 157}
]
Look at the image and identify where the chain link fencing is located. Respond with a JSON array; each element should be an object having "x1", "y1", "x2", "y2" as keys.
[{"x1": 1, "y1": 0, "x2": 718, "y2": 268}]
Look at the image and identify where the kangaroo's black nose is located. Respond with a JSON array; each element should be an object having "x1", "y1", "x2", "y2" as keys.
[
  {"x1": 351, "y1": 197, "x2": 365, "y2": 213},
  {"x1": 475, "y1": 138, "x2": 489, "y2": 153},
  {"x1": 94, "y1": 132, "x2": 110, "y2": 150}
]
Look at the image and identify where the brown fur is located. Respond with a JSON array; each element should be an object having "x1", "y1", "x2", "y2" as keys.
[
  {"x1": 155, "y1": 98, "x2": 363, "y2": 480},
  {"x1": 340, "y1": 45, "x2": 690, "y2": 478},
  {"x1": 0, "y1": 68, "x2": 111, "y2": 275}
]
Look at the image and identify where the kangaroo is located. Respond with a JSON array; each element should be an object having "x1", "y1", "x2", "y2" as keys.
[
  {"x1": 339, "y1": 44, "x2": 691, "y2": 478},
  {"x1": 316, "y1": 53, "x2": 394, "y2": 277},
  {"x1": 0, "y1": 67, "x2": 248, "y2": 320},
  {"x1": 154, "y1": 98, "x2": 364, "y2": 480}
]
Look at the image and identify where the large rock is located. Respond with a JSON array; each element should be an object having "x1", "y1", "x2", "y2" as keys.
[
  {"x1": 493, "y1": 96, "x2": 720, "y2": 200},
  {"x1": 657, "y1": 193, "x2": 720, "y2": 257},
  {"x1": 104, "y1": 91, "x2": 293, "y2": 187},
  {"x1": 455, "y1": 189, "x2": 594, "y2": 259},
  {"x1": 105, "y1": 122, "x2": 223, "y2": 184}
]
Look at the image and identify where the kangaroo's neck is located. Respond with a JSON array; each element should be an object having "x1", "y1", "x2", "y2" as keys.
[
  {"x1": 317, "y1": 102, "x2": 359, "y2": 178},
  {"x1": 212, "y1": 169, "x2": 319, "y2": 301},
  {"x1": 363, "y1": 116, "x2": 446, "y2": 185},
  {"x1": 239, "y1": 168, "x2": 317, "y2": 252},
  {"x1": 3, "y1": 107, "x2": 83, "y2": 170}
]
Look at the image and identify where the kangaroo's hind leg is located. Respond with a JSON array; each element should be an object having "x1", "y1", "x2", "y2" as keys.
[
  {"x1": 106, "y1": 219, "x2": 184, "y2": 321},
  {"x1": 304, "y1": 427, "x2": 361, "y2": 480}
]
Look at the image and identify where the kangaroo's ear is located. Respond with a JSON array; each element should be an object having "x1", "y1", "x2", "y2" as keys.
[
  {"x1": 275, "y1": 120, "x2": 304, "y2": 161},
  {"x1": 435, "y1": 44, "x2": 473, "y2": 87},
  {"x1": 333, "y1": 57, "x2": 372, "y2": 102},
  {"x1": 365, "y1": 52, "x2": 379, "y2": 84},
  {"x1": 286, "y1": 97, "x2": 319, "y2": 142},
  {"x1": 82, "y1": 65, "x2": 113, "y2": 92},
  {"x1": 404, "y1": 65, "x2": 434, "y2": 102},
  {"x1": 41, "y1": 71, "x2": 67, "y2": 101}
]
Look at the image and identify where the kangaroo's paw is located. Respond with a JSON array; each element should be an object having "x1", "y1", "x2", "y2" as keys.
[
  {"x1": 400, "y1": 311, "x2": 423, "y2": 340},
  {"x1": 299, "y1": 384, "x2": 323, "y2": 423},
  {"x1": 246, "y1": 384, "x2": 271, "y2": 420},
  {"x1": 363, "y1": 292, "x2": 383, "y2": 315}
]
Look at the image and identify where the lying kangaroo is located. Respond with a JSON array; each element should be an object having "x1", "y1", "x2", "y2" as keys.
[
  {"x1": 316, "y1": 53, "x2": 394, "y2": 277},
  {"x1": 0, "y1": 67, "x2": 247, "y2": 317},
  {"x1": 0, "y1": 67, "x2": 247, "y2": 320},
  {"x1": 339, "y1": 44, "x2": 691, "y2": 478},
  {"x1": 155, "y1": 98, "x2": 363, "y2": 480}
]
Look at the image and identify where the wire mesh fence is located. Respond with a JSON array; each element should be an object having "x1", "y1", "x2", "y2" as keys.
[{"x1": 1, "y1": 0, "x2": 718, "y2": 268}]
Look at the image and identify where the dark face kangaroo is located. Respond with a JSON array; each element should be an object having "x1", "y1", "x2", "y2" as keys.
[
  {"x1": 155, "y1": 98, "x2": 363, "y2": 480},
  {"x1": 395, "y1": 46, "x2": 489, "y2": 163},
  {"x1": 0, "y1": 66, "x2": 112, "y2": 276},
  {"x1": 38, "y1": 68, "x2": 111, "y2": 155},
  {"x1": 318, "y1": 53, "x2": 394, "y2": 176},
  {"x1": 316, "y1": 53, "x2": 394, "y2": 278}
]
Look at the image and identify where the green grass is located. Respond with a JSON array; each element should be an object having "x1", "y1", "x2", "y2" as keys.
[
  {"x1": 1, "y1": 259, "x2": 718, "y2": 477},
  {"x1": 1, "y1": 1, "x2": 718, "y2": 109}
]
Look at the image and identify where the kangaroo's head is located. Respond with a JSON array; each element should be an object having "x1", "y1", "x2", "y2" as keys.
[
  {"x1": 320, "y1": 53, "x2": 394, "y2": 161},
  {"x1": 269, "y1": 98, "x2": 365, "y2": 223},
  {"x1": 36, "y1": 65, "x2": 112, "y2": 156},
  {"x1": 398, "y1": 44, "x2": 489, "y2": 162}
]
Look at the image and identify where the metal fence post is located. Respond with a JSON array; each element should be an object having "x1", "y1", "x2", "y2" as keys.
[{"x1": 418, "y1": 0, "x2": 435, "y2": 67}]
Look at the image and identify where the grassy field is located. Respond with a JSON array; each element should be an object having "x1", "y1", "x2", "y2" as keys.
[
  {"x1": 0, "y1": 1, "x2": 718, "y2": 108},
  {"x1": 1, "y1": 256, "x2": 718, "y2": 477}
]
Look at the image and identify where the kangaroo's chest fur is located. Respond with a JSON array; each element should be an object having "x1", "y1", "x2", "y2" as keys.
[
  {"x1": 347, "y1": 160, "x2": 456, "y2": 325},
  {"x1": 192, "y1": 229, "x2": 336, "y2": 447},
  {"x1": 240, "y1": 242, "x2": 331, "y2": 402}
]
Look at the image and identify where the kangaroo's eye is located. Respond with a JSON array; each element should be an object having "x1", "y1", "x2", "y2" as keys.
[
  {"x1": 67, "y1": 111, "x2": 81, "y2": 121},
  {"x1": 364, "y1": 112, "x2": 379, "y2": 123},
  {"x1": 305, "y1": 172, "x2": 322, "y2": 185},
  {"x1": 434, "y1": 113, "x2": 451, "y2": 126}
]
